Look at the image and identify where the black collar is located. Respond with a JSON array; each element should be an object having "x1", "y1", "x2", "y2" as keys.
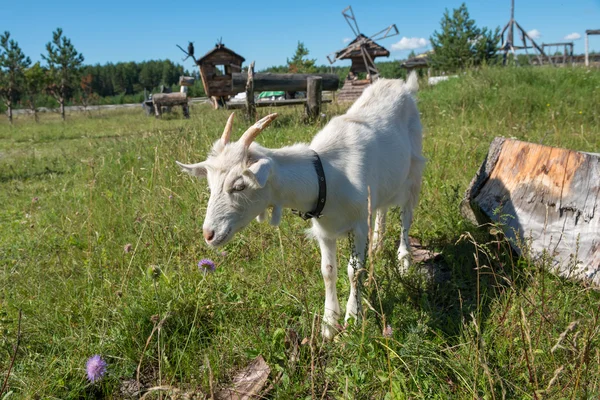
[{"x1": 292, "y1": 150, "x2": 326, "y2": 220}]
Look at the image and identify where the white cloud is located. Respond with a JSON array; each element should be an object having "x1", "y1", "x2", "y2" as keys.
[
  {"x1": 564, "y1": 32, "x2": 581, "y2": 40},
  {"x1": 527, "y1": 29, "x2": 541, "y2": 39},
  {"x1": 342, "y1": 37, "x2": 351, "y2": 44},
  {"x1": 391, "y1": 37, "x2": 428, "y2": 51}
]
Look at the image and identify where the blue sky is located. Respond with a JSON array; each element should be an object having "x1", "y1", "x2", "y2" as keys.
[{"x1": 2, "y1": 0, "x2": 599, "y2": 70}]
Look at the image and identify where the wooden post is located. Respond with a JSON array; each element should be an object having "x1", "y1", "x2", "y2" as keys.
[
  {"x1": 306, "y1": 76, "x2": 322, "y2": 121},
  {"x1": 154, "y1": 102, "x2": 161, "y2": 118},
  {"x1": 585, "y1": 32, "x2": 590, "y2": 67},
  {"x1": 245, "y1": 61, "x2": 255, "y2": 121}
]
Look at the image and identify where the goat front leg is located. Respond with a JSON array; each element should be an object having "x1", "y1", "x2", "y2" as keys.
[
  {"x1": 319, "y1": 237, "x2": 340, "y2": 340},
  {"x1": 346, "y1": 226, "x2": 367, "y2": 324}
]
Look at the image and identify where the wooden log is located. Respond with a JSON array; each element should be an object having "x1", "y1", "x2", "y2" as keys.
[
  {"x1": 232, "y1": 73, "x2": 339, "y2": 93},
  {"x1": 462, "y1": 137, "x2": 600, "y2": 286},
  {"x1": 226, "y1": 98, "x2": 332, "y2": 110},
  {"x1": 152, "y1": 92, "x2": 188, "y2": 107},
  {"x1": 305, "y1": 76, "x2": 322, "y2": 121},
  {"x1": 178, "y1": 76, "x2": 196, "y2": 86},
  {"x1": 246, "y1": 61, "x2": 256, "y2": 121}
]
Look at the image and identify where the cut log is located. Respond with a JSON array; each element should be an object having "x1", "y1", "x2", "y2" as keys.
[
  {"x1": 178, "y1": 76, "x2": 195, "y2": 86},
  {"x1": 232, "y1": 73, "x2": 339, "y2": 93},
  {"x1": 225, "y1": 98, "x2": 332, "y2": 109},
  {"x1": 462, "y1": 137, "x2": 600, "y2": 286},
  {"x1": 152, "y1": 92, "x2": 188, "y2": 107}
]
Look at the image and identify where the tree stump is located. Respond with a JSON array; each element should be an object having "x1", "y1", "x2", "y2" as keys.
[{"x1": 462, "y1": 137, "x2": 600, "y2": 286}]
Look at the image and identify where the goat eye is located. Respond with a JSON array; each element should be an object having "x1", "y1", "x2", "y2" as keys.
[{"x1": 233, "y1": 183, "x2": 246, "y2": 192}]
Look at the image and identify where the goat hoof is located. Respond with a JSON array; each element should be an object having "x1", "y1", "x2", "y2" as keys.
[
  {"x1": 321, "y1": 323, "x2": 339, "y2": 341},
  {"x1": 397, "y1": 254, "x2": 411, "y2": 274}
]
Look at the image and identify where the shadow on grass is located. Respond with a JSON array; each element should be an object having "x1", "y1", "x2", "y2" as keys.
[
  {"x1": 0, "y1": 165, "x2": 65, "y2": 183},
  {"x1": 370, "y1": 178, "x2": 525, "y2": 341}
]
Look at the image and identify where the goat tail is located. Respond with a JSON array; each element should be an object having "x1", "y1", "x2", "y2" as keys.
[{"x1": 405, "y1": 71, "x2": 419, "y2": 94}]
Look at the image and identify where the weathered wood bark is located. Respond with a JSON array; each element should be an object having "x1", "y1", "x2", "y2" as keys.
[
  {"x1": 305, "y1": 76, "x2": 322, "y2": 121},
  {"x1": 232, "y1": 73, "x2": 339, "y2": 93},
  {"x1": 462, "y1": 137, "x2": 600, "y2": 286},
  {"x1": 178, "y1": 76, "x2": 195, "y2": 86},
  {"x1": 152, "y1": 92, "x2": 188, "y2": 107},
  {"x1": 245, "y1": 61, "x2": 255, "y2": 121}
]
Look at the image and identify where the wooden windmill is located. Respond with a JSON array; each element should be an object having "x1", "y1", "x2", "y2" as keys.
[
  {"x1": 328, "y1": 6, "x2": 399, "y2": 102},
  {"x1": 499, "y1": 0, "x2": 552, "y2": 65}
]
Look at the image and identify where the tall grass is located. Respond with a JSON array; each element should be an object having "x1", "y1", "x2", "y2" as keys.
[{"x1": 0, "y1": 66, "x2": 599, "y2": 398}]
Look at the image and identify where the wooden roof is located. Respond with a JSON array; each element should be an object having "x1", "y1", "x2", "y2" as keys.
[
  {"x1": 197, "y1": 44, "x2": 246, "y2": 65},
  {"x1": 401, "y1": 52, "x2": 430, "y2": 69},
  {"x1": 335, "y1": 34, "x2": 390, "y2": 59}
]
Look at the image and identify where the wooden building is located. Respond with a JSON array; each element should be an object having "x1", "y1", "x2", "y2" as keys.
[
  {"x1": 335, "y1": 35, "x2": 390, "y2": 102},
  {"x1": 197, "y1": 43, "x2": 245, "y2": 106}
]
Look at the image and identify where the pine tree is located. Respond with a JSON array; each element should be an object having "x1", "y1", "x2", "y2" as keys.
[
  {"x1": 287, "y1": 42, "x2": 316, "y2": 73},
  {"x1": 24, "y1": 62, "x2": 46, "y2": 122},
  {"x1": 42, "y1": 28, "x2": 84, "y2": 120},
  {"x1": 429, "y1": 3, "x2": 499, "y2": 72},
  {"x1": 0, "y1": 31, "x2": 31, "y2": 124}
]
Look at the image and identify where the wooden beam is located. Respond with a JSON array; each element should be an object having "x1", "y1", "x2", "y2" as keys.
[
  {"x1": 462, "y1": 137, "x2": 600, "y2": 286},
  {"x1": 232, "y1": 73, "x2": 339, "y2": 93}
]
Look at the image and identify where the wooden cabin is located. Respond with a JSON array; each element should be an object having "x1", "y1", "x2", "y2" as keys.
[{"x1": 197, "y1": 43, "x2": 245, "y2": 105}]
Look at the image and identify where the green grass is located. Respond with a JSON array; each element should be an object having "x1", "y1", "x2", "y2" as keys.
[{"x1": 1, "y1": 66, "x2": 599, "y2": 399}]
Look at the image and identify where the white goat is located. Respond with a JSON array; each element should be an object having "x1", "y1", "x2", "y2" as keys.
[{"x1": 177, "y1": 72, "x2": 425, "y2": 340}]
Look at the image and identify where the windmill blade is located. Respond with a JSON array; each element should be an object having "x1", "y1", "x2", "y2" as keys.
[
  {"x1": 342, "y1": 5, "x2": 360, "y2": 36},
  {"x1": 369, "y1": 24, "x2": 399, "y2": 42}
]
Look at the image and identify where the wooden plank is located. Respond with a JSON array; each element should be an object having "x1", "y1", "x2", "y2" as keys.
[
  {"x1": 232, "y1": 73, "x2": 339, "y2": 92},
  {"x1": 462, "y1": 138, "x2": 600, "y2": 285}
]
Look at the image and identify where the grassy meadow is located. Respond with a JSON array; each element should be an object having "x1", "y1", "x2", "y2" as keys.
[{"x1": 1, "y1": 66, "x2": 600, "y2": 399}]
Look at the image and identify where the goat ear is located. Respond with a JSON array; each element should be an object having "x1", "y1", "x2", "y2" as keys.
[
  {"x1": 176, "y1": 161, "x2": 207, "y2": 179},
  {"x1": 243, "y1": 158, "x2": 272, "y2": 188}
]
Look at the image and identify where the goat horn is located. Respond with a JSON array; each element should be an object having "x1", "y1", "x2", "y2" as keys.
[
  {"x1": 239, "y1": 113, "x2": 278, "y2": 147},
  {"x1": 221, "y1": 112, "x2": 235, "y2": 144}
]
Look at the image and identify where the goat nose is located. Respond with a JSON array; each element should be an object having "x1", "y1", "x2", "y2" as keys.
[{"x1": 203, "y1": 228, "x2": 215, "y2": 242}]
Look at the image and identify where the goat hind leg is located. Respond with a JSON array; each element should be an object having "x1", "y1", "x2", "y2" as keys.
[
  {"x1": 319, "y1": 237, "x2": 340, "y2": 340},
  {"x1": 371, "y1": 207, "x2": 387, "y2": 253}
]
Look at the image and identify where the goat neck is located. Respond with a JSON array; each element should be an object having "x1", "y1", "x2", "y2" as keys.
[{"x1": 263, "y1": 144, "x2": 321, "y2": 216}]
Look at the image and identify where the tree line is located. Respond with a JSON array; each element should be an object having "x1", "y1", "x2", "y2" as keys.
[{"x1": 0, "y1": 28, "x2": 198, "y2": 123}]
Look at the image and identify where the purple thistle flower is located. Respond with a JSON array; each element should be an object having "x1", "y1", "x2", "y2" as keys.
[
  {"x1": 86, "y1": 355, "x2": 107, "y2": 383},
  {"x1": 383, "y1": 324, "x2": 393, "y2": 338},
  {"x1": 198, "y1": 259, "x2": 216, "y2": 273}
]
